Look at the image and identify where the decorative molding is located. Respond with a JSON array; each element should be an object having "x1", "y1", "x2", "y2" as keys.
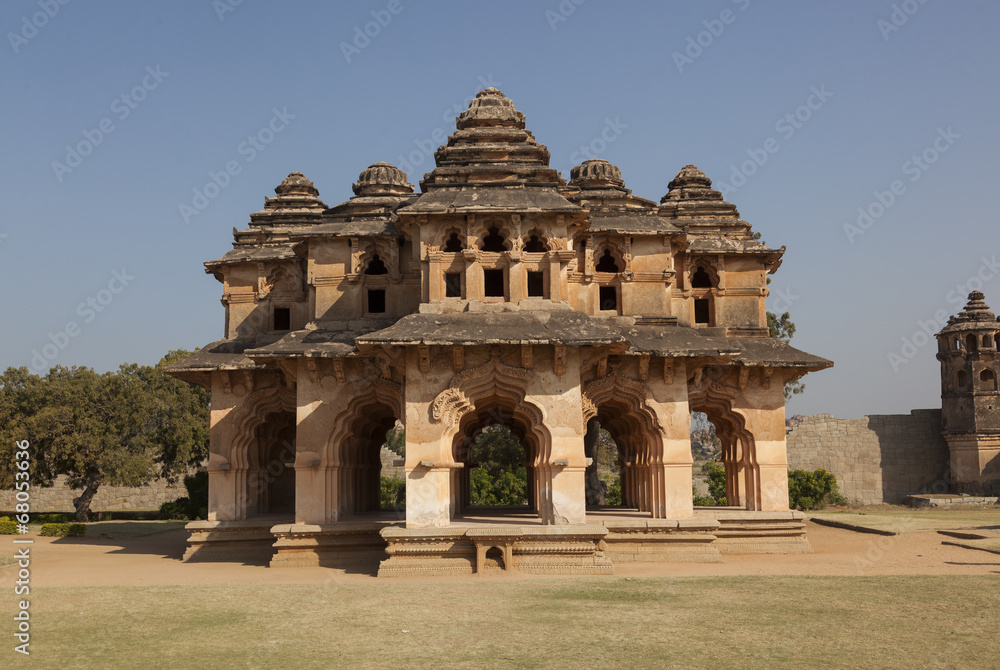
[{"x1": 430, "y1": 353, "x2": 533, "y2": 430}]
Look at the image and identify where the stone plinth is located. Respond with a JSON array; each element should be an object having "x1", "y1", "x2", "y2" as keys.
[
  {"x1": 600, "y1": 518, "x2": 722, "y2": 563},
  {"x1": 377, "y1": 525, "x2": 613, "y2": 576},
  {"x1": 269, "y1": 522, "x2": 396, "y2": 569},
  {"x1": 697, "y1": 509, "x2": 812, "y2": 554},
  {"x1": 183, "y1": 519, "x2": 281, "y2": 563}
]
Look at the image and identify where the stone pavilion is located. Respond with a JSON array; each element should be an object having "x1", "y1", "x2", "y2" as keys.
[{"x1": 168, "y1": 89, "x2": 832, "y2": 575}]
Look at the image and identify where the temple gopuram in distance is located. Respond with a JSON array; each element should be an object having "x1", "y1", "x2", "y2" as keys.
[{"x1": 167, "y1": 88, "x2": 832, "y2": 576}]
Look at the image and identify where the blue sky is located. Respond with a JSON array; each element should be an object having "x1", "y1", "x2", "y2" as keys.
[{"x1": 2, "y1": 0, "x2": 998, "y2": 419}]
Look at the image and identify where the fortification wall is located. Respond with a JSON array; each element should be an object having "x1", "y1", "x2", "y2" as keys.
[
  {"x1": 785, "y1": 410, "x2": 949, "y2": 505},
  {"x1": 0, "y1": 476, "x2": 186, "y2": 513}
]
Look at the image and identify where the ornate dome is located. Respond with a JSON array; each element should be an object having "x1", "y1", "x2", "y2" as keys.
[
  {"x1": 274, "y1": 171, "x2": 320, "y2": 197},
  {"x1": 352, "y1": 162, "x2": 414, "y2": 197},
  {"x1": 569, "y1": 159, "x2": 625, "y2": 190},
  {"x1": 456, "y1": 88, "x2": 526, "y2": 129}
]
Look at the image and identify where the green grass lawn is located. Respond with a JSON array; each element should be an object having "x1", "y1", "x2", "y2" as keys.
[
  {"x1": 26, "y1": 576, "x2": 1000, "y2": 669},
  {"x1": 809, "y1": 506, "x2": 1000, "y2": 534}
]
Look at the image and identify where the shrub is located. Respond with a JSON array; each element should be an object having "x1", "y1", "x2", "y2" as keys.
[
  {"x1": 692, "y1": 490, "x2": 718, "y2": 507},
  {"x1": 39, "y1": 523, "x2": 86, "y2": 537},
  {"x1": 603, "y1": 476, "x2": 622, "y2": 506},
  {"x1": 159, "y1": 471, "x2": 209, "y2": 520},
  {"x1": 703, "y1": 461, "x2": 728, "y2": 506},
  {"x1": 787, "y1": 468, "x2": 847, "y2": 510},
  {"x1": 32, "y1": 513, "x2": 74, "y2": 524},
  {"x1": 0, "y1": 516, "x2": 16, "y2": 534},
  {"x1": 380, "y1": 476, "x2": 405, "y2": 510}
]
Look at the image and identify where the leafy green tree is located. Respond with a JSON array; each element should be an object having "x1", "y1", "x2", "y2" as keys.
[
  {"x1": 0, "y1": 351, "x2": 210, "y2": 521},
  {"x1": 703, "y1": 461, "x2": 728, "y2": 506},
  {"x1": 468, "y1": 424, "x2": 528, "y2": 506}
]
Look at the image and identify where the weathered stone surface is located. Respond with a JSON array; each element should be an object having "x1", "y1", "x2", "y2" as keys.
[{"x1": 165, "y1": 88, "x2": 833, "y2": 574}]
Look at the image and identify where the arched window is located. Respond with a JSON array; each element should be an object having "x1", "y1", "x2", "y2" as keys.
[
  {"x1": 365, "y1": 254, "x2": 388, "y2": 275},
  {"x1": 691, "y1": 266, "x2": 713, "y2": 289},
  {"x1": 444, "y1": 233, "x2": 464, "y2": 252},
  {"x1": 966, "y1": 334, "x2": 978, "y2": 353},
  {"x1": 524, "y1": 235, "x2": 546, "y2": 253},
  {"x1": 995, "y1": 333, "x2": 1000, "y2": 350},
  {"x1": 957, "y1": 370, "x2": 969, "y2": 388},
  {"x1": 981, "y1": 369, "x2": 997, "y2": 391},
  {"x1": 481, "y1": 227, "x2": 507, "y2": 252},
  {"x1": 595, "y1": 249, "x2": 620, "y2": 273}
]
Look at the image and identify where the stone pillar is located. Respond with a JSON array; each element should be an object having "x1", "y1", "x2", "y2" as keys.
[{"x1": 647, "y1": 358, "x2": 694, "y2": 518}]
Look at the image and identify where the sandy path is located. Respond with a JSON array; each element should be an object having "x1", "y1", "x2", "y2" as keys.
[{"x1": 5, "y1": 521, "x2": 998, "y2": 588}]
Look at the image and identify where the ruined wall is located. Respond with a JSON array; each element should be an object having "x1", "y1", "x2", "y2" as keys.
[
  {"x1": 0, "y1": 476, "x2": 186, "y2": 513},
  {"x1": 785, "y1": 410, "x2": 949, "y2": 505}
]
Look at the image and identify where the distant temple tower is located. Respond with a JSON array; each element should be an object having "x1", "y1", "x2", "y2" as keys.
[{"x1": 937, "y1": 291, "x2": 1000, "y2": 493}]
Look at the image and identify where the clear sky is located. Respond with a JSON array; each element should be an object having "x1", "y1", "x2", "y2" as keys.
[{"x1": 2, "y1": 0, "x2": 998, "y2": 420}]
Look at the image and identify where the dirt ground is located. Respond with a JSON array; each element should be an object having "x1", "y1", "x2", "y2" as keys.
[{"x1": 5, "y1": 520, "x2": 998, "y2": 588}]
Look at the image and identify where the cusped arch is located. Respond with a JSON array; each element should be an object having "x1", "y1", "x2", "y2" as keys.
[
  {"x1": 229, "y1": 383, "x2": 297, "y2": 472},
  {"x1": 325, "y1": 375, "x2": 403, "y2": 467},
  {"x1": 590, "y1": 235, "x2": 630, "y2": 274},
  {"x1": 430, "y1": 354, "x2": 551, "y2": 463}
]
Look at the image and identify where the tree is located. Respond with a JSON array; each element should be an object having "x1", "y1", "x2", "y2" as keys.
[
  {"x1": 768, "y1": 311, "x2": 805, "y2": 399},
  {"x1": 468, "y1": 424, "x2": 528, "y2": 506},
  {"x1": 0, "y1": 351, "x2": 210, "y2": 521}
]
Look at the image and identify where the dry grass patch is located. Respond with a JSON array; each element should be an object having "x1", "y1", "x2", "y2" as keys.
[{"x1": 27, "y1": 575, "x2": 1000, "y2": 669}]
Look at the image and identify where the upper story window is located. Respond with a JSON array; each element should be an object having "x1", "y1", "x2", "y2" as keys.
[
  {"x1": 691, "y1": 266, "x2": 713, "y2": 288},
  {"x1": 524, "y1": 235, "x2": 547, "y2": 253},
  {"x1": 482, "y1": 227, "x2": 507, "y2": 252},
  {"x1": 966, "y1": 334, "x2": 978, "y2": 353},
  {"x1": 273, "y1": 307, "x2": 290, "y2": 331},
  {"x1": 365, "y1": 254, "x2": 388, "y2": 275},
  {"x1": 444, "y1": 233, "x2": 464, "y2": 252},
  {"x1": 595, "y1": 249, "x2": 620, "y2": 273}
]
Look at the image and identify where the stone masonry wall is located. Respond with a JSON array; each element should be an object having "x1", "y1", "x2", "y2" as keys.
[
  {"x1": 786, "y1": 409, "x2": 949, "y2": 505},
  {"x1": 0, "y1": 475, "x2": 186, "y2": 513}
]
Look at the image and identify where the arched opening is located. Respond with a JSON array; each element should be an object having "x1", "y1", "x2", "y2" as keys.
[
  {"x1": 585, "y1": 401, "x2": 654, "y2": 513},
  {"x1": 454, "y1": 404, "x2": 535, "y2": 516},
  {"x1": 584, "y1": 418, "x2": 624, "y2": 508},
  {"x1": 444, "y1": 233, "x2": 464, "y2": 252},
  {"x1": 689, "y1": 396, "x2": 758, "y2": 510},
  {"x1": 595, "y1": 249, "x2": 620, "y2": 273},
  {"x1": 981, "y1": 369, "x2": 997, "y2": 391},
  {"x1": 691, "y1": 266, "x2": 713, "y2": 288},
  {"x1": 995, "y1": 333, "x2": 1000, "y2": 350},
  {"x1": 484, "y1": 546, "x2": 505, "y2": 570},
  {"x1": 966, "y1": 334, "x2": 978, "y2": 353},
  {"x1": 524, "y1": 235, "x2": 547, "y2": 253},
  {"x1": 246, "y1": 410, "x2": 296, "y2": 518},
  {"x1": 690, "y1": 412, "x2": 724, "y2": 506},
  {"x1": 985, "y1": 334, "x2": 994, "y2": 349},
  {"x1": 957, "y1": 369, "x2": 969, "y2": 388},
  {"x1": 481, "y1": 227, "x2": 507, "y2": 252},
  {"x1": 365, "y1": 254, "x2": 388, "y2": 275},
  {"x1": 339, "y1": 401, "x2": 400, "y2": 515}
]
